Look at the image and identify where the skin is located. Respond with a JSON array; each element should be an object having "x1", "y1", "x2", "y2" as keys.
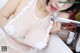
[
  {"x1": 35, "y1": 0, "x2": 73, "y2": 34},
  {"x1": 41, "y1": 0, "x2": 73, "y2": 41},
  {"x1": 0, "y1": 0, "x2": 74, "y2": 52},
  {"x1": 0, "y1": 0, "x2": 73, "y2": 29},
  {"x1": 41, "y1": 0, "x2": 73, "y2": 12},
  {"x1": 0, "y1": 0, "x2": 74, "y2": 44},
  {"x1": 50, "y1": 12, "x2": 71, "y2": 42}
]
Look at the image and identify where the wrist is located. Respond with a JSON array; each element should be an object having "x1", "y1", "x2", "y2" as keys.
[{"x1": 50, "y1": 28, "x2": 59, "y2": 35}]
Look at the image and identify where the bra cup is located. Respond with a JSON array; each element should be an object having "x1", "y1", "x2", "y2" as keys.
[{"x1": 4, "y1": 23, "x2": 15, "y2": 35}]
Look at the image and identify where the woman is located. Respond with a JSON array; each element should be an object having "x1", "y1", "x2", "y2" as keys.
[{"x1": 0, "y1": 0, "x2": 75, "y2": 53}]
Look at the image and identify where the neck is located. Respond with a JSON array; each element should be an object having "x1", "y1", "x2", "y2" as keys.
[{"x1": 35, "y1": 0, "x2": 50, "y2": 19}]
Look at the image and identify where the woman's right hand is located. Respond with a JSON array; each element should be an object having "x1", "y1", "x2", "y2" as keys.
[
  {"x1": 50, "y1": 12, "x2": 70, "y2": 34},
  {"x1": 50, "y1": 21, "x2": 61, "y2": 34}
]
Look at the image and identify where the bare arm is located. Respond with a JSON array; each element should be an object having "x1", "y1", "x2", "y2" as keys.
[{"x1": 0, "y1": 0, "x2": 21, "y2": 27}]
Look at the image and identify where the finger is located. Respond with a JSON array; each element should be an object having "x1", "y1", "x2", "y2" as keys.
[
  {"x1": 56, "y1": 22, "x2": 61, "y2": 27},
  {"x1": 53, "y1": 21, "x2": 57, "y2": 27},
  {"x1": 56, "y1": 22, "x2": 61, "y2": 31},
  {"x1": 55, "y1": 22, "x2": 61, "y2": 30}
]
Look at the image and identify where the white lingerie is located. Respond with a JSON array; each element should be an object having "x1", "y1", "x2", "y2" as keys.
[{"x1": 2, "y1": 0, "x2": 52, "y2": 53}]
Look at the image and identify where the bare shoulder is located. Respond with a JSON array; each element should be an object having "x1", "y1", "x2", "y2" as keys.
[
  {"x1": 16, "y1": 0, "x2": 30, "y2": 8},
  {"x1": 0, "y1": 0, "x2": 21, "y2": 18},
  {"x1": 13, "y1": 0, "x2": 30, "y2": 14},
  {"x1": 0, "y1": 0, "x2": 29, "y2": 18}
]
